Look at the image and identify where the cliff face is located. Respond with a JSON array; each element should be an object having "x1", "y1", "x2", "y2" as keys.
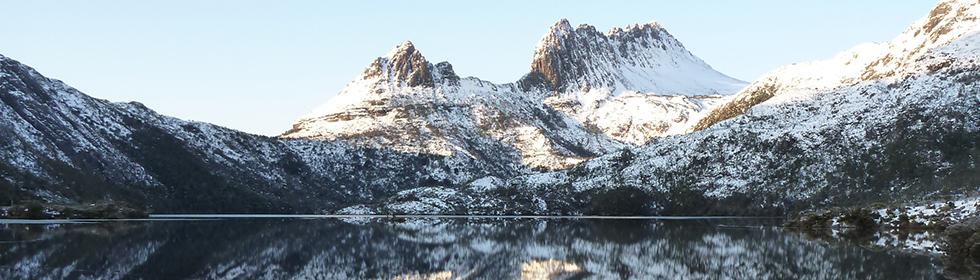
[
  {"x1": 360, "y1": 41, "x2": 452, "y2": 88},
  {"x1": 527, "y1": 19, "x2": 744, "y2": 96}
]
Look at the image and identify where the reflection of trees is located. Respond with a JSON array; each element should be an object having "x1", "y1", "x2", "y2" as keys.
[{"x1": 0, "y1": 218, "x2": 946, "y2": 279}]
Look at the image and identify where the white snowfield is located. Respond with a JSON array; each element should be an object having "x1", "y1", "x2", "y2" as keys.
[{"x1": 283, "y1": 20, "x2": 748, "y2": 170}]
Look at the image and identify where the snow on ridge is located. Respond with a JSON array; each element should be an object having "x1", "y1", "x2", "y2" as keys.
[
  {"x1": 748, "y1": 0, "x2": 980, "y2": 94},
  {"x1": 285, "y1": 19, "x2": 748, "y2": 168},
  {"x1": 693, "y1": 0, "x2": 980, "y2": 133}
]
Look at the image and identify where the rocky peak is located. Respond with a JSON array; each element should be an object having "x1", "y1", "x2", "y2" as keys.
[
  {"x1": 293, "y1": 41, "x2": 464, "y2": 122},
  {"x1": 361, "y1": 41, "x2": 432, "y2": 87},
  {"x1": 607, "y1": 21, "x2": 665, "y2": 38},
  {"x1": 433, "y1": 61, "x2": 460, "y2": 87},
  {"x1": 359, "y1": 41, "x2": 459, "y2": 88},
  {"x1": 551, "y1": 18, "x2": 574, "y2": 34},
  {"x1": 522, "y1": 19, "x2": 738, "y2": 95}
]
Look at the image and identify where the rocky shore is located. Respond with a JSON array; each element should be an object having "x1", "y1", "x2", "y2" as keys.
[
  {"x1": 784, "y1": 196, "x2": 980, "y2": 278},
  {"x1": 0, "y1": 201, "x2": 149, "y2": 219}
]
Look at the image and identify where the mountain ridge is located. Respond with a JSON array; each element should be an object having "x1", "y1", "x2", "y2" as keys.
[
  {"x1": 3, "y1": 0, "x2": 977, "y2": 217},
  {"x1": 693, "y1": 0, "x2": 980, "y2": 132},
  {"x1": 342, "y1": 0, "x2": 980, "y2": 216},
  {"x1": 282, "y1": 19, "x2": 748, "y2": 169}
]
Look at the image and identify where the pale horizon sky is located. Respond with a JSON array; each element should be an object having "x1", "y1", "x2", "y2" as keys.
[{"x1": 2, "y1": 1, "x2": 938, "y2": 136}]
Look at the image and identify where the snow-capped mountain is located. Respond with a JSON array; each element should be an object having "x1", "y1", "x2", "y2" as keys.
[
  {"x1": 349, "y1": 0, "x2": 980, "y2": 216},
  {"x1": 282, "y1": 41, "x2": 622, "y2": 169},
  {"x1": 282, "y1": 20, "x2": 747, "y2": 170},
  {"x1": 4, "y1": 0, "x2": 976, "y2": 217},
  {"x1": 0, "y1": 18, "x2": 745, "y2": 212},
  {"x1": 526, "y1": 19, "x2": 745, "y2": 96},
  {"x1": 0, "y1": 54, "x2": 503, "y2": 212},
  {"x1": 528, "y1": 19, "x2": 747, "y2": 143}
]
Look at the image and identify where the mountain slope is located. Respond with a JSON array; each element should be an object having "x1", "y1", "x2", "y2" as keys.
[
  {"x1": 694, "y1": 0, "x2": 980, "y2": 131},
  {"x1": 0, "y1": 54, "x2": 501, "y2": 212},
  {"x1": 347, "y1": 0, "x2": 980, "y2": 216},
  {"x1": 282, "y1": 21, "x2": 747, "y2": 170}
]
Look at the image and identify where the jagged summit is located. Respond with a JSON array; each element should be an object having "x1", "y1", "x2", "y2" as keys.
[
  {"x1": 606, "y1": 21, "x2": 664, "y2": 37},
  {"x1": 359, "y1": 40, "x2": 460, "y2": 89},
  {"x1": 548, "y1": 18, "x2": 573, "y2": 34},
  {"x1": 523, "y1": 19, "x2": 746, "y2": 96},
  {"x1": 297, "y1": 41, "x2": 461, "y2": 120},
  {"x1": 372, "y1": 41, "x2": 433, "y2": 87}
]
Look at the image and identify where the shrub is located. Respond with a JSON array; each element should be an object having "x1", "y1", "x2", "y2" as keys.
[
  {"x1": 838, "y1": 208, "x2": 879, "y2": 229},
  {"x1": 586, "y1": 186, "x2": 653, "y2": 216}
]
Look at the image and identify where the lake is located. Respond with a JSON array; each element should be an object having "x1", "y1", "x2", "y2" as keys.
[{"x1": 0, "y1": 216, "x2": 950, "y2": 279}]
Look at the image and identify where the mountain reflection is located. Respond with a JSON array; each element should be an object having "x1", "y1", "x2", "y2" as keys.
[{"x1": 0, "y1": 218, "x2": 947, "y2": 279}]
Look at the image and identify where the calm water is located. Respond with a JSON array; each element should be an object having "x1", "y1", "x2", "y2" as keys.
[{"x1": 0, "y1": 216, "x2": 949, "y2": 279}]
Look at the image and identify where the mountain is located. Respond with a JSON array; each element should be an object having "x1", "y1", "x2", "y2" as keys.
[
  {"x1": 347, "y1": 0, "x2": 980, "y2": 216},
  {"x1": 7, "y1": 1, "x2": 976, "y2": 217},
  {"x1": 0, "y1": 18, "x2": 744, "y2": 212},
  {"x1": 281, "y1": 41, "x2": 620, "y2": 170},
  {"x1": 525, "y1": 19, "x2": 744, "y2": 96},
  {"x1": 0, "y1": 54, "x2": 501, "y2": 213},
  {"x1": 529, "y1": 19, "x2": 747, "y2": 144},
  {"x1": 282, "y1": 20, "x2": 747, "y2": 171}
]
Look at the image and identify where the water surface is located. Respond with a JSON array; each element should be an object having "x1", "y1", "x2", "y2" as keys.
[{"x1": 0, "y1": 216, "x2": 949, "y2": 279}]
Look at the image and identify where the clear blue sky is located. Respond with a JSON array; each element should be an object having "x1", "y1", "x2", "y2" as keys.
[{"x1": 1, "y1": 0, "x2": 938, "y2": 136}]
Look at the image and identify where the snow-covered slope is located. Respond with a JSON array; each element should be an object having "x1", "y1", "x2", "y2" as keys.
[
  {"x1": 352, "y1": 0, "x2": 980, "y2": 216},
  {"x1": 283, "y1": 20, "x2": 747, "y2": 170},
  {"x1": 695, "y1": 0, "x2": 980, "y2": 131},
  {"x1": 0, "y1": 54, "x2": 502, "y2": 212}
]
